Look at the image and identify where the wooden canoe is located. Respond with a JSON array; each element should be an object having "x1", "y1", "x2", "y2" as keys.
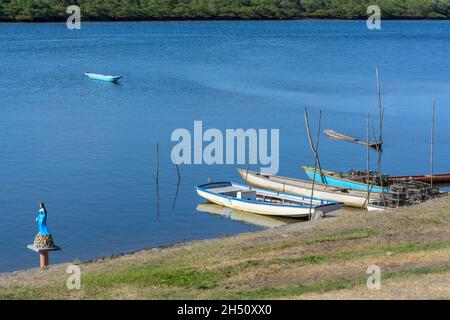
[
  {"x1": 84, "y1": 72, "x2": 122, "y2": 82},
  {"x1": 324, "y1": 129, "x2": 382, "y2": 148},
  {"x1": 238, "y1": 169, "x2": 379, "y2": 208},
  {"x1": 303, "y1": 166, "x2": 389, "y2": 193},
  {"x1": 389, "y1": 173, "x2": 450, "y2": 186},
  {"x1": 196, "y1": 181, "x2": 342, "y2": 219}
]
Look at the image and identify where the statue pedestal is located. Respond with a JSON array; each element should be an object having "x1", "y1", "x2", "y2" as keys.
[{"x1": 27, "y1": 245, "x2": 61, "y2": 269}]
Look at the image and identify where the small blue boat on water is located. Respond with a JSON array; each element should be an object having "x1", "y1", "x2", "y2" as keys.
[
  {"x1": 303, "y1": 166, "x2": 388, "y2": 193},
  {"x1": 84, "y1": 72, "x2": 122, "y2": 82}
]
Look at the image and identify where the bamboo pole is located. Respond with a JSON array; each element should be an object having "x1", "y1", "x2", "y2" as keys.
[
  {"x1": 304, "y1": 107, "x2": 324, "y2": 183},
  {"x1": 244, "y1": 163, "x2": 251, "y2": 185},
  {"x1": 371, "y1": 121, "x2": 386, "y2": 207},
  {"x1": 375, "y1": 67, "x2": 384, "y2": 197},
  {"x1": 172, "y1": 163, "x2": 181, "y2": 209},
  {"x1": 156, "y1": 142, "x2": 160, "y2": 184},
  {"x1": 431, "y1": 96, "x2": 435, "y2": 189},
  {"x1": 362, "y1": 115, "x2": 378, "y2": 209},
  {"x1": 376, "y1": 66, "x2": 383, "y2": 144},
  {"x1": 304, "y1": 108, "x2": 322, "y2": 220},
  {"x1": 366, "y1": 112, "x2": 370, "y2": 203},
  {"x1": 156, "y1": 142, "x2": 160, "y2": 219},
  {"x1": 175, "y1": 163, "x2": 180, "y2": 184}
]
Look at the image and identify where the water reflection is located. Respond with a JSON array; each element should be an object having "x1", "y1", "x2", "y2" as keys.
[{"x1": 196, "y1": 203, "x2": 299, "y2": 228}]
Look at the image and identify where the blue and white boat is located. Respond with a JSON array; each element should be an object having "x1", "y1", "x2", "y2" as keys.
[
  {"x1": 84, "y1": 72, "x2": 122, "y2": 82},
  {"x1": 303, "y1": 166, "x2": 388, "y2": 193},
  {"x1": 196, "y1": 181, "x2": 342, "y2": 219}
]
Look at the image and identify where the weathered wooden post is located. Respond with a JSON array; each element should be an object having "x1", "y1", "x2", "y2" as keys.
[
  {"x1": 27, "y1": 202, "x2": 61, "y2": 269},
  {"x1": 304, "y1": 107, "x2": 323, "y2": 220},
  {"x1": 430, "y1": 96, "x2": 435, "y2": 189}
]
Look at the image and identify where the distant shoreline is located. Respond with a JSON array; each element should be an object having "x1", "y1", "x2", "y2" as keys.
[
  {"x1": 1, "y1": 18, "x2": 449, "y2": 23},
  {"x1": 2, "y1": 0, "x2": 448, "y2": 23}
]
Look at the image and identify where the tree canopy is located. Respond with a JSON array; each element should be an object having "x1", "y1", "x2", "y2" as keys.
[{"x1": 0, "y1": 0, "x2": 448, "y2": 22}]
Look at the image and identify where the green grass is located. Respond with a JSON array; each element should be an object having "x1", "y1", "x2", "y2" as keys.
[
  {"x1": 83, "y1": 264, "x2": 234, "y2": 292},
  {"x1": 262, "y1": 240, "x2": 450, "y2": 269},
  {"x1": 227, "y1": 264, "x2": 450, "y2": 299},
  {"x1": 272, "y1": 255, "x2": 327, "y2": 265},
  {"x1": 226, "y1": 277, "x2": 361, "y2": 299},
  {"x1": 0, "y1": 283, "x2": 69, "y2": 300},
  {"x1": 303, "y1": 228, "x2": 379, "y2": 245},
  {"x1": 383, "y1": 264, "x2": 450, "y2": 280},
  {"x1": 81, "y1": 239, "x2": 450, "y2": 298},
  {"x1": 239, "y1": 227, "x2": 380, "y2": 255},
  {"x1": 2, "y1": 238, "x2": 449, "y2": 300}
]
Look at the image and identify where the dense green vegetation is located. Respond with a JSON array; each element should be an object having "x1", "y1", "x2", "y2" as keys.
[{"x1": 0, "y1": 0, "x2": 449, "y2": 21}]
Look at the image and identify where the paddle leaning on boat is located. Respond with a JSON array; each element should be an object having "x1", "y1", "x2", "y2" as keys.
[{"x1": 196, "y1": 181, "x2": 342, "y2": 219}]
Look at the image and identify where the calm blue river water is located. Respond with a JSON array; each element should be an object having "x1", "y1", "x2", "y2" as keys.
[{"x1": 0, "y1": 21, "x2": 449, "y2": 272}]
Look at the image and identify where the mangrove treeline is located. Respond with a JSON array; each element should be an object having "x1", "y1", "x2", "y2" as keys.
[{"x1": 0, "y1": 0, "x2": 449, "y2": 22}]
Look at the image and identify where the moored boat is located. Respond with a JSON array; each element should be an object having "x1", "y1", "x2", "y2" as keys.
[
  {"x1": 84, "y1": 72, "x2": 122, "y2": 82},
  {"x1": 238, "y1": 169, "x2": 377, "y2": 208},
  {"x1": 389, "y1": 173, "x2": 450, "y2": 187},
  {"x1": 303, "y1": 166, "x2": 388, "y2": 193},
  {"x1": 196, "y1": 181, "x2": 342, "y2": 219}
]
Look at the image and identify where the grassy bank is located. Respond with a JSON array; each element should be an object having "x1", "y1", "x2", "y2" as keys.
[{"x1": 1, "y1": 196, "x2": 449, "y2": 299}]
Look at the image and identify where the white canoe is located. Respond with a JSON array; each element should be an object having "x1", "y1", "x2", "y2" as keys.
[
  {"x1": 196, "y1": 181, "x2": 342, "y2": 219},
  {"x1": 238, "y1": 169, "x2": 378, "y2": 208},
  {"x1": 84, "y1": 72, "x2": 122, "y2": 82}
]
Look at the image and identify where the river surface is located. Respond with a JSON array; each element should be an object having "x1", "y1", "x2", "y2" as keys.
[{"x1": 0, "y1": 20, "x2": 449, "y2": 272}]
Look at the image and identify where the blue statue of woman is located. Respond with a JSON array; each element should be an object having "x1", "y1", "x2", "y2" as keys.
[
  {"x1": 36, "y1": 202, "x2": 50, "y2": 235},
  {"x1": 33, "y1": 202, "x2": 55, "y2": 248}
]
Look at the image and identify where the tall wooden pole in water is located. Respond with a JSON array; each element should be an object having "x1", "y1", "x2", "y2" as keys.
[
  {"x1": 376, "y1": 67, "x2": 383, "y2": 144},
  {"x1": 156, "y1": 142, "x2": 160, "y2": 219},
  {"x1": 304, "y1": 108, "x2": 322, "y2": 220},
  {"x1": 367, "y1": 112, "x2": 370, "y2": 201},
  {"x1": 430, "y1": 96, "x2": 435, "y2": 189},
  {"x1": 375, "y1": 67, "x2": 384, "y2": 193},
  {"x1": 304, "y1": 107, "x2": 324, "y2": 181}
]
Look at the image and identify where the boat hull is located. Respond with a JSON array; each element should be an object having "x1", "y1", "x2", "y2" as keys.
[
  {"x1": 389, "y1": 174, "x2": 450, "y2": 187},
  {"x1": 196, "y1": 183, "x2": 341, "y2": 219},
  {"x1": 239, "y1": 169, "x2": 376, "y2": 208},
  {"x1": 303, "y1": 166, "x2": 387, "y2": 193},
  {"x1": 85, "y1": 72, "x2": 122, "y2": 82}
]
